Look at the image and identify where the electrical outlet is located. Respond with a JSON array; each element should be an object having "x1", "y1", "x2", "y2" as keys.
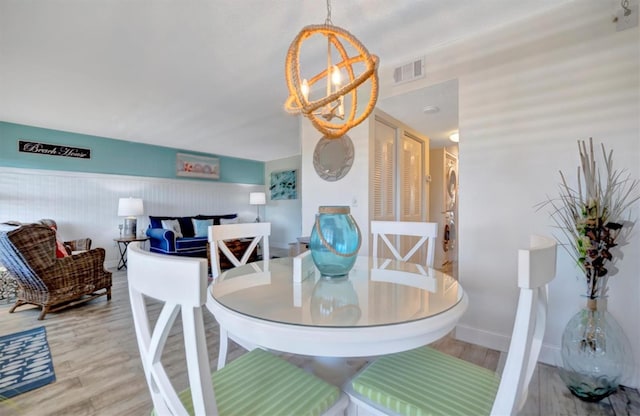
[{"x1": 615, "y1": 3, "x2": 638, "y2": 31}]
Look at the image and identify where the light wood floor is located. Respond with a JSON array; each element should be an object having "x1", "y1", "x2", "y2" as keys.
[{"x1": 0, "y1": 270, "x2": 638, "y2": 416}]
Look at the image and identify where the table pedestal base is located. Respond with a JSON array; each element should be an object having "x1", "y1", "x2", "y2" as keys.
[{"x1": 311, "y1": 357, "x2": 368, "y2": 386}]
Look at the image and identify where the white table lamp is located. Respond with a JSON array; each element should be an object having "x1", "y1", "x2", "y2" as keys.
[
  {"x1": 118, "y1": 197, "x2": 144, "y2": 237},
  {"x1": 249, "y1": 192, "x2": 266, "y2": 222}
]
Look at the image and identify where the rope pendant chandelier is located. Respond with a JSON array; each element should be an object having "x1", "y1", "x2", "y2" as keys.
[{"x1": 284, "y1": 0, "x2": 379, "y2": 139}]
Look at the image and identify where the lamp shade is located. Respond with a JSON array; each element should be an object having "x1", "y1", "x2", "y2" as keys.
[
  {"x1": 249, "y1": 192, "x2": 266, "y2": 206},
  {"x1": 118, "y1": 197, "x2": 144, "y2": 217}
]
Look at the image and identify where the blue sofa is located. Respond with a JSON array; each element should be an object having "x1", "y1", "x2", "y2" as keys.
[{"x1": 146, "y1": 214, "x2": 237, "y2": 258}]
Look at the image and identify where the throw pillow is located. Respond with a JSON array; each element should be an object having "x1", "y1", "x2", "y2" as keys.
[
  {"x1": 49, "y1": 226, "x2": 69, "y2": 258},
  {"x1": 220, "y1": 217, "x2": 239, "y2": 225},
  {"x1": 161, "y1": 219, "x2": 183, "y2": 238},
  {"x1": 55, "y1": 240, "x2": 69, "y2": 258},
  {"x1": 192, "y1": 218, "x2": 213, "y2": 238}
]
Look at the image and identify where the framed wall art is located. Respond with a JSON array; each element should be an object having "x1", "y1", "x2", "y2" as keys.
[
  {"x1": 176, "y1": 153, "x2": 220, "y2": 180},
  {"x1": 270, "y1": 169, "x2": 297, "y2": 200}
]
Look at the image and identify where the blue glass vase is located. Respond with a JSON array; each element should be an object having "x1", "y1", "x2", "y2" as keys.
[{"x1": 309, "y1": 206, "x2": 361, "y2": 278}]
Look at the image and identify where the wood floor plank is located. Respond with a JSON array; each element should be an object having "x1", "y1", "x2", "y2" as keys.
[
  {"x1": 572, "y1": 395, "x2": 613, "y2": 416},
  {"x1": 538, "y1": 364, "x2": 578, "y2": 416},
  {"x1": 518, "y1": 366, "x2": 541, "y2": 416},
  {"x1": 459, "y1": 341, "x2": 492, "y2": 368},
  {"x1": 0, "y1": 269, "x2": 637, "y2": 416},
  {"x1": 1, "y1": 377, "x2": 86, "y2": 416},
  {"x1": 46, "y1": 399, "x2": 97, "y2": 416},
  {"x1": 609, "y1": 385, "x2": 640, "y2": 416},
  {"x1": 482, "y1": 348, "x2": 501, "y2": 372},
  {"x1": 433, "y1": 331, "x2": 465, "y2": 358}
]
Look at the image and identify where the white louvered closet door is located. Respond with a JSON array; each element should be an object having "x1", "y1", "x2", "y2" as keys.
[
  {"x1": 372, "y1": 118, "x2": 397, "y2": 222},
  {"x1": 399, "y1": 132, "x2": 424, "y2": 223},
  {"x1": 371, "y1": 113, "x2": 428, "y2": 264}
]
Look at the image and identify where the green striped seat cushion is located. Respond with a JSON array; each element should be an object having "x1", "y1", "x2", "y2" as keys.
[
  {"x1": 157, "y1": 348, "x2": 340, "y2": 416},
  {"x1": 351, "y1": 346, "x2": 500, "y2": 416}
]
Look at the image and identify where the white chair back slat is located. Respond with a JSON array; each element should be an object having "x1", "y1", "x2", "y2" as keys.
[
  {"x1": 218, "y1": 244, "x2": 240, "y2": 267},
  {"x1": 127, "y1": 243, "x2": 218, "y2": 416},
  {"x1": 208, "y1": 223, "x2": 271, "y2": 279},
  {"x1": 293, "y1": 249, "x2": 315, "y2": 283},
  {"x1": 148, "y1": 304, "x2": 186, "y2": 415},
  {"x1": 240, "y1": 238, "x2": 262, "y2": 264},
  {"x1": 371, "y1": 221, "x2": 438, "y2": 268},
  {"x1": 379, "y1": 233, "x2": 403, "y2": 260},
  {"x1": 491, "y1": 235, "x2": 556, "y2": 415}
]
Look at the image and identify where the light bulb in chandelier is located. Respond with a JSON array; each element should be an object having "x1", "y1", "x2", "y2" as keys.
[
  {"x1": 329, "y1": 65, "x2": 345, "y2": 118},
  {"x1": 284, "y1": 2, "x2": 379, "y2": 139},
  {"x1": 331, "y1": 65, "x2": 341, "y2": 86},
  {"x1": 301, "y1": 79, "x2": 310, "y2": 101}
]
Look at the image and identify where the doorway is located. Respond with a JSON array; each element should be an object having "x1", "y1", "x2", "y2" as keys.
[
  {"x1": 375, "y1": 79, "x2": 459, "y2": 277},
  {"x1": 370, "y1": 110, "x2": 430, "y2": 265}
]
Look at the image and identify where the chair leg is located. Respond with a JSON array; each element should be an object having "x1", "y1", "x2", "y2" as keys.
[
  {"x1": 218, "y1": 327, "x2": 229, "y2": 370},
  {"x1": 106, "y1": 287, "x2": 112, "y2": 300},
  {"x1": 9, "y1": 300, "x2": 26, "y2": 313},
  {"x1": 38, "y1": 306, "x2": 49, "y2": 320}
]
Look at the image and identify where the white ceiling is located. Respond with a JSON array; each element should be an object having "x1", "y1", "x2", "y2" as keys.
[
  {"x1": 0, "y1": 0, "x2": 569, "y2": 161},
  {"x1": 378, "y1": 79, "x2": 459, "y2": 149}
]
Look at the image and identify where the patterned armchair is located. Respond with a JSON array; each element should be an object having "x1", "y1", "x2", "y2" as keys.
[
  {"x1": 0, "y1": 224, "x2": 112, "y2": 320},
  {"x1": 38, "y1": 219, "x2": 92, "y2": 254}
]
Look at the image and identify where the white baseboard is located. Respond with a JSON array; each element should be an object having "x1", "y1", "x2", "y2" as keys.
[
  {"x1": 455, "y1": 324, "x2": 510, "y2": 353},
  {"x1": 455, "y1": 324, "x2": 639, "y2": 388}
]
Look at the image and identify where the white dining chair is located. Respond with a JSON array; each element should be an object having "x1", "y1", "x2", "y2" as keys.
[
  {"x1": 127, "y1": 243, "x2": 348, "y2": 416},
  {"x1": 345, "y1": 235, "x2": 557, "y2": 416},
  {"x1": 208, "y1": 222, "x2": 270, "y2": 279},
  {"x1": 371, "y1": 220, "x2": 438, "y2": 268},
  {"x1": 209, "y1": 223, "x2": 270, "y2": 369}
]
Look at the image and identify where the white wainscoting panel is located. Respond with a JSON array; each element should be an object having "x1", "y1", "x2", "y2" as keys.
[{"x1": 0, "y1": 167, "x2": 263, "y2": 267}]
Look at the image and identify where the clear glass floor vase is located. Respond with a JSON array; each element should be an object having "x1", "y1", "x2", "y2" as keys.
[{"x1": 559, "y1": 298, "x2": 632, "y2": 402}]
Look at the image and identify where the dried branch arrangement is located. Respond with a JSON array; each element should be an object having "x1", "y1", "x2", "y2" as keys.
[{"x1": 539, "y1": 138, "x2": 639, "y2": 304}]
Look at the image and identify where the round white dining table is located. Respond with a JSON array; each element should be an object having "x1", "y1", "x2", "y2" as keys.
[{"x1": 206, "y1": 256, "x2": 468, "y2": 383}]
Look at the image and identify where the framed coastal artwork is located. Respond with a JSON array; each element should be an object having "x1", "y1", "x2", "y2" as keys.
[
  {"x1": 270, "y1": 169, "x2": 297, "y2": 200},
  {"x1": 176, "y1": 153, "x2": 220, "y2": 180}
]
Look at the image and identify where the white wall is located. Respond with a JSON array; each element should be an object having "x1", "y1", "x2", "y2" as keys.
[
  {"x1": 0, "y1": 167, "x2": 264, "y2": 268},
  {"x1": 304, "y1": 1, "x2": 640, "y2": 386},
  {"x1": 265, "y1": 155, "x2": 302, "y2": 250},
  {"x1": 456, "y1": 3, "x2": 638, "y2": 388}
]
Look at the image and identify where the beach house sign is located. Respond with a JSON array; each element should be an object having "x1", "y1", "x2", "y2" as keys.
[{"x1": 18, "y1": 140, "x2": 91, "y2": 159}]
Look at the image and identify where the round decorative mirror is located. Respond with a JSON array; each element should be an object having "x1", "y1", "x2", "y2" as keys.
[{"x1": 313, "y1": 135, "x2": 355, "y2": 182}]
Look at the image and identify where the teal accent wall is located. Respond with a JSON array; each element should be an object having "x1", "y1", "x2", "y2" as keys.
[{"x1": 0, "y1": 121, "x2": 264, "y2": 184}]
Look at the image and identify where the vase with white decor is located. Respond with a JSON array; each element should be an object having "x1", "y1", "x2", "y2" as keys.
[{"x1": 540, "y1": 137, "x2": 638, "y2": 401}]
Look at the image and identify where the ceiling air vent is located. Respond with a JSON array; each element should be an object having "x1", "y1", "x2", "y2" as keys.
[{"x1": 393, "y1": 57, "x2": 425, "y2": 85}]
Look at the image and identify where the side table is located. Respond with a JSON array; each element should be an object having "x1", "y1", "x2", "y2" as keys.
[
  {"x1": 114, "y1": 236, "x2": 149, "y2": 270},
  {"x1": 290, "y1": 236, "x2": 310, "y2": 256}
]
